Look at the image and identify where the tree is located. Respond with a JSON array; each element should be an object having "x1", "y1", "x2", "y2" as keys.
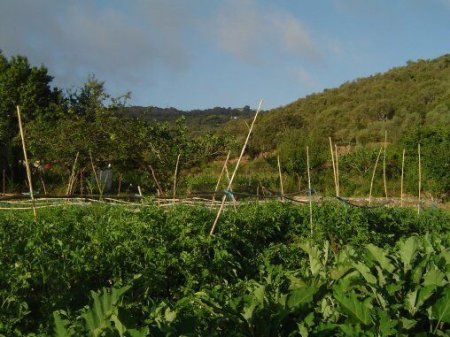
[{"x1": 0, "y1": 51, "x2": 61, "y2": 184}]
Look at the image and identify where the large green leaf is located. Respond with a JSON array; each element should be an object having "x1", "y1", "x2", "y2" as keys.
[
  {"x1": 286, "y1": 287, "x2": 317, "y2": 309},
  {"x1": 333, "y1": 289, "x2": 373, "y2": 325},
  {"x1": 423, "y1": 267, "x2": 446, "y2": 287},
  {"x1": 406, "y1": 285, "x2": 436, "y2": 316},
  {"x1": 353, "y1": 262, "x2": 377, "y2": 284},
  {"x1": 432, "y1": 286, "x2": 450, "y2": 324},
  {"x1": 82, "y1": 285, "x2": 131, "y2": 337},
  {"x1": 398, "y1": 236, "x2": 419, "y2": 272},
  {"x1": 126, "y1": 328, "x2": 150, "y2": 337},
  {"x1": 300, "y1": 242, "x2": 322, "y2": 276},
  {"x1": 53, "y1": 311, "x2": 72, "y2": 337},
  {"x1": 365, "y1": 244, "x2": 395, "y2": 273}
]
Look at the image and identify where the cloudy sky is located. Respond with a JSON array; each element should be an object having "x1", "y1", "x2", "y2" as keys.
[{"x1": 1, "y1": 0, "x2": 450, "y2": 110}]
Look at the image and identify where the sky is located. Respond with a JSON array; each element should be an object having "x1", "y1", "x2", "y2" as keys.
[{"x1": 1, "y1": 0, "x2": 450, "y2": 110}]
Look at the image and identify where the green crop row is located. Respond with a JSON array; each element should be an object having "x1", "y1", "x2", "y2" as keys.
[{"x1": 0, "y1": 202, "x2": 449, "y2": 336}]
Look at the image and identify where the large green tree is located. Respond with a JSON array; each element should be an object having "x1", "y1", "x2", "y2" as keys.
[{"x1": 0, "y1": 51, "x2": 62, "y2": 184}]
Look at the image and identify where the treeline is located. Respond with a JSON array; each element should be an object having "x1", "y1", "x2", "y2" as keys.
[
  {"x1": 123, "y1": 105, "x2": 254, "y2": 133},
  {"x1": 0, "y1": 52, "x2": 232, "y2": 195}
]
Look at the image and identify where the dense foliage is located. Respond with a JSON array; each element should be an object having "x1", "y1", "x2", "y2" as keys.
[{"x1": 1, "y1": 202, "x2": 450, "y2": 336}]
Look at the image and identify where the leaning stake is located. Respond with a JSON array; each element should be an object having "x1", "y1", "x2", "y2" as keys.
[
  {"x1": 369, "y1": 147, "x2": 383, "y2": 205},
  {"x1": 335, "y1": 144, "x2": 340, "y2": 197},
  {"x1": 418, "y1": 143, "x2": 421, "y2": 214},
  {"x1": 306, "y1": 146, "x2": 313, "y2": 236},
  {"x1": 400, "y1": 148, "x2": 405, "y2": 207},
  {"x1": 277, "y1": 155, "x2": 284, "y2": 201},
  {"x1": 89, "y1": 151, "x2": 102, "y2": 199},
  {"x1": 209, "y1": 100, "x2": 263, "y2": 236},
  {"x1": 173, "y1": 153, "x2": 181, "y2": 200},
  {"x1": 211, "y1": 151, "x2": 231, "y2": 208},
  {"x1": 329, "y1": 137, "x2": 337, "y2": 196},
  {"x1": 17, "y1": 106, "x2": 37, "y2": 220}
]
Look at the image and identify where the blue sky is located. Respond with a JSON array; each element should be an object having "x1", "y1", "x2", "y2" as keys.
[{"x1": 1, "y1": 0, "x2": 450, "y2": 110}]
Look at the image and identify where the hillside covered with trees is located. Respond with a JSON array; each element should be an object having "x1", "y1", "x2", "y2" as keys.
[
  {"x1": 237, "y1": 54, "x2": 450, "y2": 153},
  {"x1": 222, "y1": 55, "x2": 450, "y2": 199}
]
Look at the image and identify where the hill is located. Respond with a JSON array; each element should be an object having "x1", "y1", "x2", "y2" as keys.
[
  {"x1": 121, "y1": 105, "x2": 255, "y2": 133},
  {"x1": 223, "y1": 54, "x2": 450, "y2": 153}
]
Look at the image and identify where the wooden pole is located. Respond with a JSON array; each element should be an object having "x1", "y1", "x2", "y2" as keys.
[
  {"x1": 211, "y1": 151, "x2": 231, "y2": 207},
  {"x1": 209, "y1": 99, "x2": 263, "y2": 236},
  {"x1": 369, "y1": 147, "x2": 383, "y2": 205},
  {"x1": 418, "y1": 143, "x2": 421, "y2": 215},
  {"x1": 89, "y1": 151, "x2": 102, "y2": 199},
  {"x1": 277, "y1": 155, "x2": 284, "y2": 201},
  {"x1": 335, "y1": 144, "x2": 340, "y2": 197},
  {"x1": 329, "y1": 137, "x2": 337, "y2": 196},
  {"x1": 400, "y1": 148, "x2": 405, "y2": 207},
  {"x1": 117, "y1": 175, "x2": 122, "y2": 196},
  {"x1": 40, "y1": 175, "x2": 47, "y2": 195},
  {"x1": 80, "y1": 170, "x2": 84, "y2": 197},
  {"x1": 383, "y1": 130, "x2": 388, "y2": 200},
  {"x1": 173, "y1": 153, "x2": 181, "y2": 200},
  {"x1": 67, "y1": 152, "x2": 79, "y2": 196},
  {"x1": 16, "y1": 106, "x2": 37, "y2": 220},
  {"x1": 148, "y1": 164, "x2": 164, "y2": 197},
  {"x1": 306, "y1": 146, "x2": 313, "y2": 236}
]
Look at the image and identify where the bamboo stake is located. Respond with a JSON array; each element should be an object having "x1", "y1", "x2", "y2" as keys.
[
  {"x1": 400, "y1": 148, "x2": 405, "y2": 207},
  {"x1": 369, "y1": 147, "x2": 383, "y2": 205},
  {"x1": 138, "y1": 186, "x2": 143, "y2": 200},
  {"x1": 383, "y1": 130, "x2": 388, "y2": 200},
  {"x1": 295, "y1": 173, "x2": 302, "y2": 193},
  {"x1": 306, "y1": 146, "x2": 313, "y2": 236},
  {"x1": 277, "y1": 155, "x2": 284, "y2": 201},
  {"x1": 209, "y1": 99, "x2": 263, "y2": 236},
  {"x1": 69, "y1": 175, "x2": 78, "y2": 195},
  {"x1": 211, "y1": 151, "x2": 231, "y2": 207},
  {"x1": 80, "y1": 170, "x2": 84, "y2": 197},
  {"x1": 418, "y1": 143, "x2": 421, "y2": 215},
  {"x1": 16, "y1": 106, "x2": 37, "y2": 220},
  {"x1": 40, "y1": 175, "x2": 47, "y2": 195},
  {"x1": 89, "y1": 151, "x2": 102, "y2": 199},
  {"x1": 117, "y1": 175, "x2": 122, "y2": 196},
  {"x1": 329, "y1": 137, "x2": 337, "y2": 196},
  {"x1": 149, "y1": 164, "x2": 164, "y2": 197},
  {"x1": 173, "y1": 153, "x2": 181, "y2": 200},
  {"x1": 66, "y1": 152, "x2": 79, "y2": 196},
  {"x1": 335, "y1": 144, "x2": 340, "y2": 197}
]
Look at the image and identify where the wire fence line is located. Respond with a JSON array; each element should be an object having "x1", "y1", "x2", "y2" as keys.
[{"x1": 0, "y1": 189, "x2": 441, "y2": 212}]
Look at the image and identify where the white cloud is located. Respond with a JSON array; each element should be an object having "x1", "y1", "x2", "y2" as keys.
[
  {"x1": 212, "y1": 0, "x2": 320, "y2": 63},
  {"x1": 0, "y1": 0, "x2": 193, "y2": 91}
]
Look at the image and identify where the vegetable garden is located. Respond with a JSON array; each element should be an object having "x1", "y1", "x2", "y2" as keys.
[{"x1": 1, "y1": 201, "x2": 450, "y2": 336}]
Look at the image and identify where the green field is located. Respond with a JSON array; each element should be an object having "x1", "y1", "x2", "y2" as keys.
[{"x1": 1, "y1": 202, "x2": 450, "y2": 336}]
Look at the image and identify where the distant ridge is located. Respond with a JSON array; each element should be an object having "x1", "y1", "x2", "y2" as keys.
[{"x1": 121, "y1": 105, "x2": 254, "y2": 132}]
